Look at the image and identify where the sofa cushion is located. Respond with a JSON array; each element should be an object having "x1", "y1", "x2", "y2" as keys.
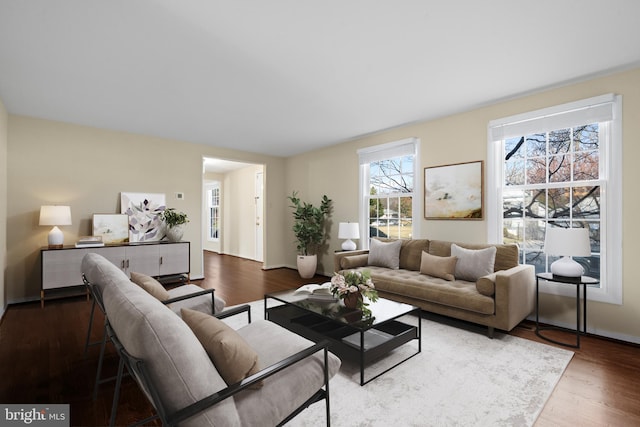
[
  {"x1": 354, "y1": 266, "x2": 494, "y2": 315},
  {"x1": 476, "y1": 273, "x2": 497, "y2": 296},
  {"x1": 83, "y1": 253, "x2": 241, "y2": 427},
  {"x1": 428, "y1": 240, "x2": 519, "y2": 272},
  {"x1": 233, "y1": 320, "x2": 342, "y2": 426},
  {"x1": 368, "y1": 238, "x2": 402, "y2": 269},
  {"x1": 129, "y1": 271, "x2": 170, "y2": 301},
  {"x1": 451, "y1": 244, "x2": 497, "y2": 282},
  {"x1": 420, "y1": 251, "x2": 457, "y2": 281},
  {"x1": 181, "y1": 308, "x2": 262, "y2": 388}
]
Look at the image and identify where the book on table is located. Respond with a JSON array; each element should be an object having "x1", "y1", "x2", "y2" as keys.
[
  {"x1": 293, "y1": 282, "x2": 336, "y2": 300},
  {"x1": 75, "y1": 235, "x2": 105, "y2": 248}
]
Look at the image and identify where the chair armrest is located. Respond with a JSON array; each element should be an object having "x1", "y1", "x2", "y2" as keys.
[
  {"x1": 166, "y1": 340, "x2": 331, "y2": 426},
  {"x1": 162, "y1": 288, "x2": 214, "y2": 305},
  {"x1": 334, "y1": 250, "x2": 369, "y2": 272},
  {"x1": 215, "y1": 304, "x2": 252, "y2": 324}
]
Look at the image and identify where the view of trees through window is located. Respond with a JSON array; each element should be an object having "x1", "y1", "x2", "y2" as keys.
[
  {"x1": 368, "y1": 155, "x2": 413, "y2": 239},
  {"x1": 502, "y1": 124, "x2": 601, "y2": 280}
]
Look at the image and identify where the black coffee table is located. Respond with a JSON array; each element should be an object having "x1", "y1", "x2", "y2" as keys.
[{"x1": 264, "y1": 290, "x2": 421, "y2": 385}]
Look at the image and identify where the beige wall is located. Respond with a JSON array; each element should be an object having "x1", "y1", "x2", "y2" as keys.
[
  {"x1": 285, "y1": 67, "x2": 640, "y2": 343},
  {"x1": 6, "y1": 116, "x2": 288, "y2": 302},
  {"x1": 0, "y1": 97, "x2": 7, "y2": 318}
]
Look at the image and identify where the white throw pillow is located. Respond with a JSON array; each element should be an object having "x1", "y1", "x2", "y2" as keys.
[
  {"x1": 451, "y1": 244, "x2": 497, "y2": 282},
  {"x1": 368, "y1": 238, "x2": 402, "y2": 269}
]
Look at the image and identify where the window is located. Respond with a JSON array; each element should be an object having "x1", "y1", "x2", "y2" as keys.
[
  {"x1": 488, "y1": 94, "x2": 622, "y2": 304},
  {"x1": 358, "y1": 138, "x2": 420, "y2": 245},
  {"x1": 207, "y1": 184, "x2": 220, "y2": 241}
]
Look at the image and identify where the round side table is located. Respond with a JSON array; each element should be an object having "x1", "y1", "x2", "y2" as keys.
[{"x1": 535, "y1": 272, "x2": 599, "y2": 348}]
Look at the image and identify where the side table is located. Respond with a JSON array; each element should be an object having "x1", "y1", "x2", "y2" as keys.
[{"x1": 535, "y1": 272, "x2": 599, "y2": 348}]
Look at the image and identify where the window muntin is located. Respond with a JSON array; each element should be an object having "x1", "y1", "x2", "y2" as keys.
[{"x1": 207, "y1": 185, "x2": 220, "y2": 241}]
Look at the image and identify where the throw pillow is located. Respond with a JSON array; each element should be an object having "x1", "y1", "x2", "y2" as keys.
[
  {"x1": 419, "y1": 251, "x2": 457, "y2": 281},
  {"x1": 476, "y1": 272, "x2": 497, "y2": 296},
  {"x1": 180, "y1": 308, "x2": 263, "y2": 388},
  {"x1": 451, "y1": 244, "x2": 497, "y2": 282},
  {"x1": 368, "y1": 238, "x2": 402, "y2": 269},
  {"x1": 130, "y1": 271, "x2": 170, "y2": 301}
]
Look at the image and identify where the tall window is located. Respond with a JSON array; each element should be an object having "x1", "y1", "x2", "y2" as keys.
[
  {"x1": 207, "y1": 184, "x2": 220, "y2": 241},
  {"x1": 358, "y1": 138, "x2": 420, "y2": 244},
  {"x1": 488, "y1": 94, "x2": 622, "y2": 304}
]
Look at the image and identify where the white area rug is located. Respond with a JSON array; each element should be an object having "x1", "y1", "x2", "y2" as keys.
[{"x1": 223, "y1": 301, "x2": 573, "y2": 427}]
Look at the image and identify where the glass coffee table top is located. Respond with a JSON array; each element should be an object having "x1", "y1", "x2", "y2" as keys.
[{"x1": 265, "y1": 289, "x2": 417, "y2": 329}]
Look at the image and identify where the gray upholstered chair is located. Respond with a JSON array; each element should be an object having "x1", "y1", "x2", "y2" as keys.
[{"x1": 82, "y1": 252, "x2": 341, "y2": 426}]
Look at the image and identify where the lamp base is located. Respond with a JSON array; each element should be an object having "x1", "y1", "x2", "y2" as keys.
[
  {"x1": 48, "y1": 226, "x2": 65, "y2": 249},
  {"x1": 341, "y1": 239, "x2": 357, "y2": 251},
  {"x1": 550, "y1": 256, "x2": 584, "y2": 278}
]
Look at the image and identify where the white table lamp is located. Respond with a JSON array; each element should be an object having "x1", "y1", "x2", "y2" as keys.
[
  {"x1": 338, "y1": 222, "x2": 360, "y2": 251},
  {"x1": 544, "y1": 227, "x2": 590, "y2": 277},
  {"x1": 40, "y1": 205, "x2": 72, "y2": 248}
]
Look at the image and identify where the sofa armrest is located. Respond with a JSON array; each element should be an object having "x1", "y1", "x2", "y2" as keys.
[
  {"x1": 334, "y1": 250, "x2": 369, "y2": 272},
  {"x1": 493, "y1": 264, "x2": 536, "y2": 331}
]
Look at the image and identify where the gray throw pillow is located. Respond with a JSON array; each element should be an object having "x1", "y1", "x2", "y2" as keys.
[
  {"x1": 368, "y1": 238, "x2": 402, "y2": 269},
  {"x1": 451, "y1": 244, "x2": 497, "y2": 282}
]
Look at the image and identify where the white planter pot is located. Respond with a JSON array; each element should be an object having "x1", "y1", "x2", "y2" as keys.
[
  {"x1": 297, "y1": 255, "x2": 317, "y2": 279},
  {"x1": 165, "y1": 225, "x2": 184, "y2": 242}
]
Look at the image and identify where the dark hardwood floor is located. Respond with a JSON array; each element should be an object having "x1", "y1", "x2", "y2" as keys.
[{"x1": 0, "y1": 251, "x2": 638, "y2": 426}]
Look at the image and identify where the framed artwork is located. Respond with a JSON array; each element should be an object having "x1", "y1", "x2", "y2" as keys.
[
  {"x1": 120, "y1": 192, "x2": 166, "y2": 242},
  {"x1": 424, "y1": 161, "x2": 483, "y2": 220},
  {"x1": 92, "y1": 214, "x2": 130, "y2": 244}
]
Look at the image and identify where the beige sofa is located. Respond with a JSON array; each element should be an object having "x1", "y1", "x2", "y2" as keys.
[{"x1": 334, "y1": 239, "x2": 535, "y2": 337}]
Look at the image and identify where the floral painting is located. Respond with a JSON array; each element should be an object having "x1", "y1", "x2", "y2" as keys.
[
  {"x1": 424, "y1": 161, "x2": 483, "y2": 220},
  {"x1": 120, "y1": 192, "x2": 166, "y2": 242}
]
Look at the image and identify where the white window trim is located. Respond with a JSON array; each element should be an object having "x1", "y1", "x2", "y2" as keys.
[
  {"x1": 206, "y1": 183, "x2": 221, "y2": 242},
  {"x1": 358, "y1": 137, "x2": 421, "y2": 249},
  {"x1": 487, "y1": 94, "x2": 622, "y2": 305}
]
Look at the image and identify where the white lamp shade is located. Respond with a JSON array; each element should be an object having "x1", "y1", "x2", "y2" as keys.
[
  {"x1": 544, "y1": 227, "x2": 590, "y2": 257},
  {"x1": 39, "y1": 205, "x2": 72, "y2": 226},
  {"x1": 544, "y1": 227, "x2": 590, "y2": 277},
  {"x1": 338, "y1": 222, "x2": 360, "y2": 239}
]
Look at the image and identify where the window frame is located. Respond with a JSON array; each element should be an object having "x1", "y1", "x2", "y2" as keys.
[
  {"x1": 487, "y1": 94, "x2": 622, "y2": 304},
  {"x1": 358, "y1": 137, "x2": 421, "y2": 248},
  {"x1": 206, "y1": 183, "x2": 221, "y2": 242}
]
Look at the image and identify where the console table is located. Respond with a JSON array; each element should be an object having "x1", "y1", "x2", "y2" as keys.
[
  {"x1": 535, "y1": 272, "x2": 599, "y2": 348},
  {"x1": 41, "y1": 241, "x2": 190, "y2": 307}
]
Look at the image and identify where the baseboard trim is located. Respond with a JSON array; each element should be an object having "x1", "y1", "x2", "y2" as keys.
[{"x1": 529, "y1": 314, "x2": 640, "y2": 345}]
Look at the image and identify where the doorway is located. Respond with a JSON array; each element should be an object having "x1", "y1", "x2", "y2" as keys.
[{"x1": 202, "y1": 157, "x2": 265, "y2": 264}]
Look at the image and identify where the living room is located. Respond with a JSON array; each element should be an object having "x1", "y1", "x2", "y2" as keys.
[{"x1": 1, "y1": 2, "x2": 640, "y2": 426}]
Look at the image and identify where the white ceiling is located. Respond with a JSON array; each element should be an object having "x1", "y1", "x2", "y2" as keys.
[{"x1": 1, "y1": 1, "x2": 639, "y2": 157}]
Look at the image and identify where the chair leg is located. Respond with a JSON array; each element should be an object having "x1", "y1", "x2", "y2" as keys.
[
  {"x1": 84, "y1": 298, "x2": 97, "y2": 357},
  {"x1": 93, "y1": 322, "x2": 108, "y2": 400},
  {"x1": 109, "y1": 356, "x2": 125, "y2": 427}
]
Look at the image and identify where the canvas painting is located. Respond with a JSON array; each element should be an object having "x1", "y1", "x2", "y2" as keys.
[
  {"x1": 120, "y1": 192, "x2": 166, "y2": 242},
  {"x1": 92, "y1": 214, "x2": 130, "y2": 244},
  {"x1": 424, "y1": 161, "x2": 483, "y2": 220}
]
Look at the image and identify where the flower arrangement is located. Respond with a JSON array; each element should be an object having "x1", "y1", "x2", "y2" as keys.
[{"x1": 330, "y1": 270, "x2": 379, "y2": 312}]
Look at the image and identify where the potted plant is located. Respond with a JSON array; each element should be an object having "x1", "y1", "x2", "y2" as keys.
[
  {"x1": 288, "y1": 191, "x2": 332, "y2": 278},
  {"x1": 160, "y1": 208, "x2": 189, "y2": 242}
]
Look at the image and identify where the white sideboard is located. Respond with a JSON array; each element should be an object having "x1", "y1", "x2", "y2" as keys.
[{"x1": 41, "y1": 241, "x2": 190, "y2": 306}]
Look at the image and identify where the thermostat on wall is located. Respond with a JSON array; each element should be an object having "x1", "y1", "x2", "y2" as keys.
[{"x1": 175, "y1": 192, "x2": 184, "y2": 200}]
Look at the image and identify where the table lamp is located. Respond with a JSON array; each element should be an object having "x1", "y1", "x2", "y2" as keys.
[
  {"x1": 544, "y1": 227, "x2": 590, "y2": 277},
  {"x1": 40, "y1": 205, "x2": 72, "y2": 248},
  {"x1": 338, "y1": 222, "x2": 360, "y2": 251}
]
